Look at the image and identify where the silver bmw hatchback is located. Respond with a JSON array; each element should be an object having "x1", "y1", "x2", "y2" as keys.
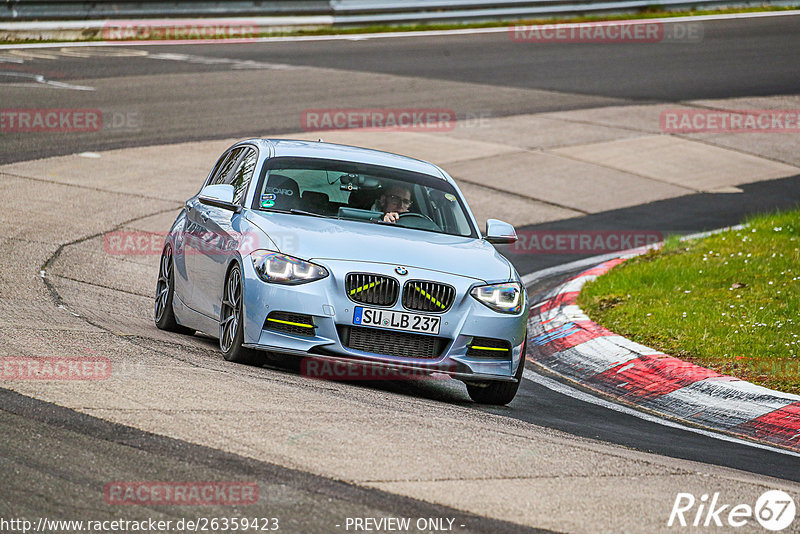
[{"x1": 155, "y1": 139, "x2": 528, "y2": 405}]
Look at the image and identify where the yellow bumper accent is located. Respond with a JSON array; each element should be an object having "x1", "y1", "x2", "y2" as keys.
[{"x1": 266, "y1": 317, "x2": 314, "y2": 329}]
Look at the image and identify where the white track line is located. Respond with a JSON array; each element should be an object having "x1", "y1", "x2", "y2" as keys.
[
  {"x1": 0, "y1": 10, "x2": 798, "y2": 50},
  {"x1": 521, "y1": 251, "x2": 625, "y2": 286},
  {"x1": 0, "y1": 71, "x2": 95, "y2": 90},
  {"x1": 523, "y1": 369, "x2": 800, "y2": 457}
]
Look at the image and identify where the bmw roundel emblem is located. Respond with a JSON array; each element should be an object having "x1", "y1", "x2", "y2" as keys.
[{"x1": 395, "y1": 266, "x2": 408, "y2": 276}]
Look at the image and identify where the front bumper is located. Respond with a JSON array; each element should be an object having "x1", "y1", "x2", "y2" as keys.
[{"x1": 241, "y1": 258, "x2": 527, "y2": 381}]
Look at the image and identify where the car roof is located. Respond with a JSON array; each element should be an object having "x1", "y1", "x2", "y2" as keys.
[{"x1": 246, "y1": 138, "x2": 449, "y2": 181}]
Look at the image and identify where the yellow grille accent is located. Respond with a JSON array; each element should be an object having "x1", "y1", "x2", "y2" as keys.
[
  {"x1": 413, "y1": 286, "x2": 445, "y2": 309},
  {"x1": 349, "y1": 279, "x2": 382, "y2": 295}
]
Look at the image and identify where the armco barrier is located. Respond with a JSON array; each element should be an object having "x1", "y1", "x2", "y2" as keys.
[
  {"x1": 1, "y1": 1, "x2": 328, "y2": 20},
  {"x1": 1, "y1": 0, "x2": 788, "y2": 22}
]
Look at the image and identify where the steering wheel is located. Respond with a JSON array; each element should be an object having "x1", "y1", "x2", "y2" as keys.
[
  {"x1": 395, "y1": 212, "x2": 441, "y2": 231},
  {"x1": 399, "y1": 212, "x2": 434, "y2": 223}
]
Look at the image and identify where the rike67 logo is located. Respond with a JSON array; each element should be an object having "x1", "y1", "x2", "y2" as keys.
[{"x1": 669, "y1": 490, "x2": 796, "y2": 531}]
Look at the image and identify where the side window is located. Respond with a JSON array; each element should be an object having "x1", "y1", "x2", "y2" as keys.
[
  {"x1": 228, "y1": 148, "x2": 257, "y2": 205},
  {"x1": 210, "y1": 147, "x2": 245, "y2": 186},
  {"x1": 205, "y1": 153, "x2": 228, "y2": 187}
]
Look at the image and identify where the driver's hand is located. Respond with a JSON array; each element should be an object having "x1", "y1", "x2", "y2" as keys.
[{"x1": 383, "y1": 212, "x2": 400, "y2": 223}]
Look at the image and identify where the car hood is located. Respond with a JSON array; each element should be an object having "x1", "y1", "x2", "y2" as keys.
[{"x1": 245, "y1": 211, "x2": 512, "y2": 282}]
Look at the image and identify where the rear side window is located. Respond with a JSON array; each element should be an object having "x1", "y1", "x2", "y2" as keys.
[
  {"x1": 209, "y1": 147, "x2": 246, "y2": 186},
  {"x1": 205, "y1": 154, "x2": 228, "y2": 186},
  {"x1": 228, "y1": 148, "x2": 257, "y2": 205}
]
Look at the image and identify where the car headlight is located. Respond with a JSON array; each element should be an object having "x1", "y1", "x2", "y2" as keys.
[
  {"x1": 251, "y1": 250, "x2": 328, "y2": 285},
  {"x1": 470, "y1": 282, "x2": 523, "y2": 314}
]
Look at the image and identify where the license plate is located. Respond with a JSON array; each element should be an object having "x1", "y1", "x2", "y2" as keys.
[{"x1": 353, "y1": 307, "x2": 441, "y2": 335}]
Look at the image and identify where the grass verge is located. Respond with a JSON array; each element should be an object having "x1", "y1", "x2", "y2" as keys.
[
  {"x1": 578, "y1": 208, "x2": 800, "y2": 395},
  {"x1": 251, "y1": 5, "x2": 800, "y2": 36}
]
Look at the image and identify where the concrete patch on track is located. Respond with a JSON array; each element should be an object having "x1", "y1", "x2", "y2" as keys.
[
  {"x1": 447, "y1": 112, "x2": 643, "y2": 150},
  {"x1": 681, "y1": 95, "x2": 800, "y2": 168},
  {"x1": 445, "y1": 150, "x2": 693, "y2": 213},
  {"x1": 283, "y1": 130, "x2": 519, "y2": 165},
  {"x1": 0, "y1": 139, "x2": 233, "y2": 200},
  {"x1": 542, "y1": 99, "x2": 800, "y2": 170},
  {"x1": 551, "y1": 135, "x2": 799, "y2": 192},
  {"x1": 2, "y1": 98, "x2": 800, "y2": 532}
]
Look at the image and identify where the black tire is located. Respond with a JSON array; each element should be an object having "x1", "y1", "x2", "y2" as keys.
[
  {"x1": 219, "y1": 263, "x2": 264, "y2": 366},
  {"x1": 154, "y1": 245, "x2": 195, "y2": 335},
  {"x1": 466, "y1": 336, "x2": 526, "y2": 405}
]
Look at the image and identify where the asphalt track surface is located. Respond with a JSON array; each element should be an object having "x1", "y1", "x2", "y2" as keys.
[
  {"x1": 2, "y1": 13, "x2": 800, "y2": 531},
  {"x1": 0, "y1": 387, "x2": 544, "y2": 533},
  {"x1": 2, "y1": 14, "x2": 800, "y2": 165}
]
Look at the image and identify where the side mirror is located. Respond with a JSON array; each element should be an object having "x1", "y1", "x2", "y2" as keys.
[
  {"x1": 198, "y1": 184, "x2": 242, "y2": 213},
  {"x1": 485, "y1": 219, "x2": 517, "y2": 244}
]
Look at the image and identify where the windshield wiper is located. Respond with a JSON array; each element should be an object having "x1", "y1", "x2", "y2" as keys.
[
  {"x1": 258, "y1": 207, "x2": 331, "y2": 218},
  {"x1": 289, "y1": 209, "x2": 330, "y2": 218}
]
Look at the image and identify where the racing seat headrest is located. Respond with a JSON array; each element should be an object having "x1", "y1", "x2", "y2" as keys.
[
  {"x1": 263, "y1": 173, "x2": 300, "y2": 210},
  {"x1": 348, "y1": 187, "x2": 382, "y2": 210},
  {"x1": 301, "y1": 191, "x2": 332, "y2": 214}
]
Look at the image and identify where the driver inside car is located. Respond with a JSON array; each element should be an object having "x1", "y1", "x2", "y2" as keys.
[{"x1": 375, "y1": 185, "x2": 412, "y2": 223}]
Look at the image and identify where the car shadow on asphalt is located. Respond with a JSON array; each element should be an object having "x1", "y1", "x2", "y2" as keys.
[{"x1": 190, "y1": 334, "x2": 475, "y2": 405}]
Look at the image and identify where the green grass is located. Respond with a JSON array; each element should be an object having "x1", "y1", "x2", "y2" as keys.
[
  {"x1": 578, "y1": 208, "x2": 800, "y2": 395},
  {"x1": 3, "y1": 5, "x2": 799, "y2": 44}
]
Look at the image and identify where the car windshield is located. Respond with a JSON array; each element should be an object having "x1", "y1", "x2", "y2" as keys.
[{"x1": 252, "y1": 157, "x2": 477, "y2": 238}]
